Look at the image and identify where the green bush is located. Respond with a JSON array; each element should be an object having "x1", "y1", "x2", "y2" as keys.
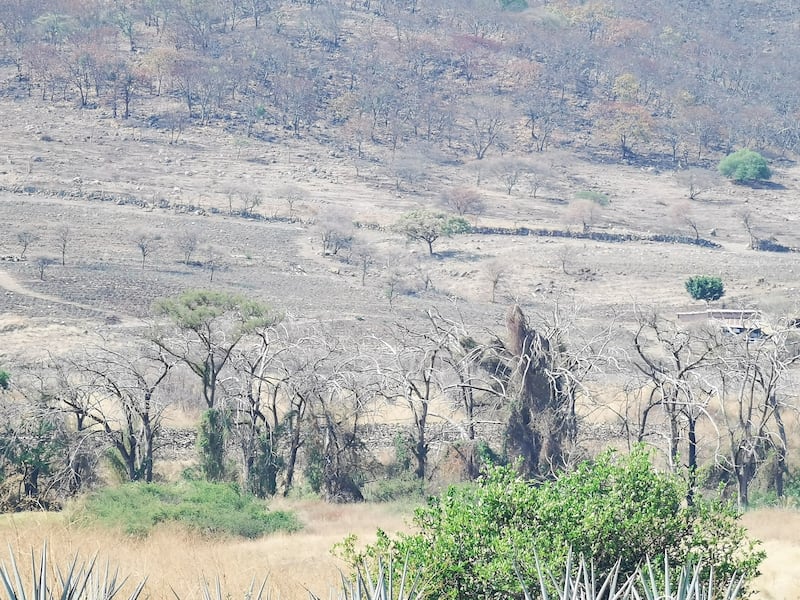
[
  {"x1": 80, "y1": 479, "x2": 301, "y2": 538},
  {"x1": 0, "y1": 369, "x2": 9, "y2": 390},
  {"x1": 575, "y1": 190, "x2": 610, "y2": 206},
  {"x1": 341, "y1": 449, "x2": 763, "y2": 600},
  {"x1": 718, "y1": 149, "x2": 771, "y2": 183},
  {"x1": 685, "y1": 275, "x2": 725, "y2": 302}
]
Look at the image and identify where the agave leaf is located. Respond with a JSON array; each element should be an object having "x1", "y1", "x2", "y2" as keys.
[{"x1": 0, "y1": 552, "x2": 20, "y2": 600}]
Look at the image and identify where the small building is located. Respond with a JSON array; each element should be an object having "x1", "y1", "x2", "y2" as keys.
[{"x1": 677, "y1": 308, "x2": 767, "y2": 338}]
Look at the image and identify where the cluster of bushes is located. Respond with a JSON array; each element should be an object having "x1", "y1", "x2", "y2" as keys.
[
  {"x1": 338, "y1": 449, "x2": 764, "y2": 599},
  {"x1": 77, "y1": 478, "x2": 300, "y2": 538}
]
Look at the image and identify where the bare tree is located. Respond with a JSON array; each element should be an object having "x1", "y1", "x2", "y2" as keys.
[
  {"x1": 712, "y1": 325, "x2": 800, "y2": 508},
  {"x1": 491, "y1": 158, "x2": 529, "y2": 195},
  {"x1": 55, "y1": 226, "x2": 71, "y2": 266},
  {"x1": 566, "y1": 199, "x2": 599, "y2": 233},
  {"x1": 34, "y1": 256, "x2": 55, "y2": 280},
  {"x1": 17, "y1": 230, "x2": 39, "y2": 260},
  {"x1": 65, "y1": 342, "x2": 175, "y2": 483},
  {"x1": 674, "y1": 168, "x2": 721, "y2": 201},
  {"x1": 175, "y1": 229, "x2": 200, "y2": 265},
  {"x1": 485, "y1": 260, "x2": 505, "y2": 303},
  {"x1": 316, "y1": 208, "x2": 355, "y2": 256},
  {"x1": 439, "y1": 186, "x2": 486, "y2": 220},
  {"x1": 239, "y1": 191, "x2": 262, "y2": 217},
  {"x1": 630, "y1": 311, "x2": 718, "y2": 498},
  {"x1": 274, "y1": 185, "x2": 307, "y2": 222},
  {"x1": 134, "y1": 232, "x2": 161, "y2": 269},
  {"x1": 740, "y1": 210, "x2": 760, "y2": 249},
  {"x1": 670, "y1": 201, "x2": 701, "y2": 240}
]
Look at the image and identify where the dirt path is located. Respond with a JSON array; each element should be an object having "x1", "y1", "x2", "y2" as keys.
[{"x1": 0, "y1": 267, "x2": 140, "y2": 325}]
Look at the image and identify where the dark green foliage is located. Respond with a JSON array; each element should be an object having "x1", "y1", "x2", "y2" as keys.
[
  {"x1": 343, "y1": 449, "x2": 763, "y2": 600},
  {"x1": 246, "y1": 432, "x2": 282, "y2": 498},
  {"x1": 718, "y1": 149, "x2": 771, "y2": 183},
  {"x1": 0, "y1": 413, "x2": 70, "y2": 509},
  {"x1": 0, "y1": 370, "x2": 9, "y2": 390},
  {"x1": 197, "y1": 409, "x2": 228, "y2": 482},
  {"x1": 81, "y1": 479, "x2": 301, "y2": 538},
  {"x1": 500, "y1": 0, "x2": 528, "y2": 11},
  {"x1": 685, "y1": 275, "x2": 725, "y2": 302}
]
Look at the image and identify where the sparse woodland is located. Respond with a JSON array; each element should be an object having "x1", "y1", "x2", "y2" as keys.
[{"x1": 2, "y1": 0, "x2": 800, "y2": 598}]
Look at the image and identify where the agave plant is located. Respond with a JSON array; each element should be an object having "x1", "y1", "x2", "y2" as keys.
[
  {"x1": 0, "y1": 543, "x2": 147, "y2": 600},
  {"x1": 515, "y1": 551, "x2": 746, "y2": 600},
  {"x1": 314, "y1": 557, "x2": 423, "y2": 600},
  {"x1": 517, "y1": 550, "x2": 633, "y2": 600},
  {"x1": 195, "y1": 576, "x2": 272, "y2": 600},
  {"x1": 632, "y1": 555, "x2": 746, "y2": 600}
]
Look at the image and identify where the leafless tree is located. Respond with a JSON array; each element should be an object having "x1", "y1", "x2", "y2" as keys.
[
  {"x1": 274, "y1": 185, "x2": 307, "y2": 222},
  {"x1": 670, "y1": 201, "x2": 701, "y2": 240},
  {"x1": 134, "y1": 232, "x2": 161, "y2": 270},
  {"x1": 175, "y1": 229, "x2": 200, "y2": 265},
  {"x1": 61, "y1": 342, "x2": 175, "y2": 483},
  {"x1": 55, "y1": 226, "x2": 71, "y2": 266},
  {"x1": 740, "y1": 210, "x2": 760, "y2": 249},
  {"x1": 674, "y1": 168, "x2": 721, "y2": 201},
  {"x1": 316, "y1": 208, "x2": 355, "y2": 256},
  {"x1": 34, "y1": 256, "x2": 55, "y2": 280},
  {"x1": 712, "y1": 324, "x2": 800, "y2": 508},
  {"x1": 17, "y1": 230, "x2": 39, "y2": 260},
  {"x1": 491, "y1": 158, "x2": 529, "y2": 195},
  {"x1": 485, "y1": 261, "x2": 505, "y2": 303},
  {"x1": 630, "y1": 311, "x2": 718, "y2": 498},
  {"x1": 439, "y1": 186, "x2": 486, "y2": 219}
]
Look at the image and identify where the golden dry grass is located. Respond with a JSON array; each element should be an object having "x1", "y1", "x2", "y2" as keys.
[
  {"x1": 1, "y1": 500, "x2": 797, "y2": 600},
  {"x1": 0, "y1": 502, "x2": 798, "y2": 599},
  {"x1": 0, "y1": 499, "x2": 415, "y2": 600},
  {"x1": 741, "y1": 508, "x2": 800, "y2": 600}
]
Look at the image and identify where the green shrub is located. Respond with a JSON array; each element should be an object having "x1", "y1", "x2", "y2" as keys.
[
  {"x1": 575, "y1": 190, "x2": 611, "y2": 206},
  {"x1": 341, "y1": 449, "x2": 763, "y2": 600},
  {"x1": 0, "y1": 369, "x2": 9, "y2": 390},
  {"x1": 685, "y1": 275, "x2": 725, "y2": 302},
  {"x1": 718, "y1": 149, "x2": 771, "y2": 183},
  {"x1": 81, "y1": 480, "x2": 301, "y2": 538}
]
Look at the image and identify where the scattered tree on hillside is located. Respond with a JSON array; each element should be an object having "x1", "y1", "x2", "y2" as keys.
[
  {"x1": 316, "y1": 208, "x2": 354, "y2": 256},
  {"x1": 718, "y1": 149, "x2": 771, "y2": 183},
  {"x1": 16, "y1": 230, "x2": 39, "y2": 260},
  {"x1": 134, "y1": 232, "x2": 161, "y2": 270},
  {"x1": 395, "y1": 210, "x2": 470, "y2": 255},
  {"x1": 34, "y1": 256, "x2": 54, "y2": 280},
  {"x1": 175, "y1": 229, "x2": 200, "y2": 265},
  {"x1": 685, "y1": 275, "x2": 725, "y2": 303},
  {"x1": 674, "y1": 168, "x2": 721, "y2": 200},
  {"x1": 55, "y1": 226, "x2": 71, "y2": 266},
  {"x1": 439, "y1": 187, "x2": 486, "y2": 220}
]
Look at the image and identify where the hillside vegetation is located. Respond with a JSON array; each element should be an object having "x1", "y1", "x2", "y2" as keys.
[{"x1": 1, "y1": 3, "x2": 800, "y2": 597}]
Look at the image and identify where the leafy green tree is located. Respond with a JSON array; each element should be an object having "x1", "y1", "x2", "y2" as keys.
[
  {"x1": 685, "y1": 275, "x2": 725, "y2": 303},
  {"x1": 341, "y1": 449, "x2": 763, "y2": 600},
  {"x1": 0, "y1": 370, "x2": 9, "y2": 391},
  {"x1": 718, "y1": 149, "x2": 771, "y2": 183},
  {"x1": 395, "y1": 210, "x2": 471, "y2": 255},
  {"x1": 153, "y1": 290, "x2": 279, "y2": 482}
]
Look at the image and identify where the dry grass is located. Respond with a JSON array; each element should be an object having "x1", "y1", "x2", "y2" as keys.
[
  {"x1": 0, "y1": 502, "x2": 797, "y2": 599},
  {"x1": 741, "y1": 508, "x2": 800, "y2": 600},
  {"x1": 0, "y1": 499, "x2": 415, "y2": 600}
]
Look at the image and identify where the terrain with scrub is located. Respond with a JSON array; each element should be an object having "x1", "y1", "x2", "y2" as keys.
[{"x1": 2, "y1": 0, "x2": 800, "y2": 598}]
